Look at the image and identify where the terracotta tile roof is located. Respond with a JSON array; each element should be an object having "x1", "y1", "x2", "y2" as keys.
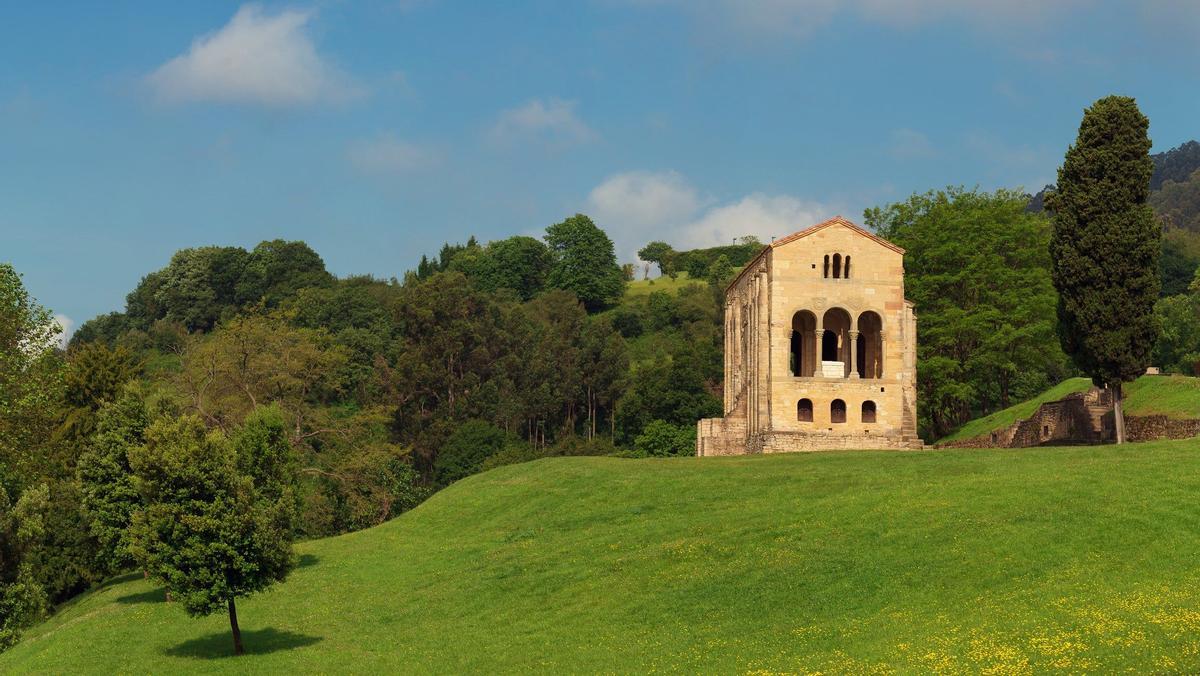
[{"x1": 726, "y1": 215, "x2": 905, "y2": 292}]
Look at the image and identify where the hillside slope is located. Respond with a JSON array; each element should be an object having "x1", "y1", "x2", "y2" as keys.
[
  {"x1": 940, "y1": 375, "x2": 1200, "y2": 443},
  {"x1": 8, "y1": 441, "x2": 1200, "y2": 672}
]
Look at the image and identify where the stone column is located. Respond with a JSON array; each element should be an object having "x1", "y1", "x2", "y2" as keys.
[
  {"x1": 878, "y1": 334, "x2": 886, "y2": 378},
  {"x1": 813, "y1": 319, "x2": 823, "y2": 376},
  {"x1": 805, "y1": 329, "x2": 814, "y2": 377},
  {"x1": 848, "y1": 330, "x2": 859, "y2": 379}
]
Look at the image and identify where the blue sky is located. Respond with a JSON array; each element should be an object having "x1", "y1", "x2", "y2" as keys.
[{"x1": 2, "y1": 1, "x2": 1199, "y2": 338}]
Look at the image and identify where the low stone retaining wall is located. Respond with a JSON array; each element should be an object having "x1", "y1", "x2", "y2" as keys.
[
  {"x1": 696, "y1": 417, "x2": 748, "y2": 456},
  {"x1": 754, "y1": 431, "x2": 922, "y2": 453},
  {"x1": 1126, "y1": 415, "x2": 1200, "y2": 442},
  {"x1": 943, "y1": 413, "x2": 1200, "y2": 448}
]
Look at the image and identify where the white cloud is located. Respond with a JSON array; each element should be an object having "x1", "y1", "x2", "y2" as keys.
[
  {"x1": 678, "y1": 193, "x2": 835, "y2": 249},
  {"x1": 53, "y1": 314, "x2": 74, "y2": 350},
  {"x1": 586, "y1": 169, "x2": 837, "y2": 260},
  {"x1": 146, "y1": 5, "x2": 360, "y2": 106},
  {"x1": 588, "y1": 170, "x2": 704, "y2": 228},
  {"x1": 488, "y1": 98, "x2": 597, "y2": 149},
  {"x1": 347, "y1": 133, "x2": 438, "y2": 175}
]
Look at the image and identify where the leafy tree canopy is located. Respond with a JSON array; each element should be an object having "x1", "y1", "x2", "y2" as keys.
[
  {"x1": 1151, "y1": 140, "x2": 1200, "y2": 191},
  {"x1": 129, "y1": 415, "x2": 296, "y2": 655},
  {"x1": 1048, "y1": 95, "x2": 1160, "y2": 442},
  {"x1": 545, "y1": 214, "x2": 626, "y2": 311},
  {"x1": 867, "y1": 187, "x2": 1070, "y2": 438}
]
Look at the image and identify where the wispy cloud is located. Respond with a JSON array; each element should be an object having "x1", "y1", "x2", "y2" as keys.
[
  {"x1": 962, "y1": 131, "x2": 1055, "y2": 190},
  {"x1": 488, "y1": 98, "x2": 597, "y2": 150},
  {"x1": 146, "y1": 4, "x2": 361, "y2": 106},
  {"x1": 887, "y1": 128, "x2": 936, "y2": 159},
  {"x1": 620, "y1": 0, "x2": 1085, "y2": 45},
  {"x1": 347, "y1": 133, "x2": 439, "y2": 175}
]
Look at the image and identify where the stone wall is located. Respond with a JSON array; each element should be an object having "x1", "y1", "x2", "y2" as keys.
[
  {"x1": 940, "y1": 386, "x2": 1199, "y2": 448},
  {"x1": 1126, "y1": 415, "x2": 1200, "y2": 442},
  {"x1": 756, "y1": 431, "x2": 921, "y2": 453},
  {"x1": 696, "y1": 417, "x2": 748, "y2": 456}
]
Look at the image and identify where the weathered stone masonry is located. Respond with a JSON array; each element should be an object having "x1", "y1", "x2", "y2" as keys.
[
  {"x1": 697, "y1": 216, "x2": 923, "y2": 455},
  {"x1": 939, "y1": 385, "x2": 1200, "y2": 448}
]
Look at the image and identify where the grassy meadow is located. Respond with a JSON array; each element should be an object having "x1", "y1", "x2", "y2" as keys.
[
  {"x1": 624, "y1": 271, "x2": 706, "y2": 296},
  {"x1": 8, "y1": 439, "x2": 1200, "y2": 673}
]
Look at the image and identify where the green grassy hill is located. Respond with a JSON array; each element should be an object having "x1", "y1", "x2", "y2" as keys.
[
  {"x1": 624, "y1": 271, "x2": 706, "y2": 297},
  {"x1": 9, "y1": 440, "x2": 1200, "y2": 672},
  {"x1": 940, "y1": 375, "x2": 1200, "y2": 444}
]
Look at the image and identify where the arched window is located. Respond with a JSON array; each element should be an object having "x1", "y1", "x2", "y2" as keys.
[
  {"x1": 791, "y1": 311, "x2": 817, "y2": 377},
  {"x1": 798, "y1": 398, "x2": 813, "y2": 422},
  {"x1": 861, "y1": 400, "x2": 877, "y2": 423},
  {"x1": 844, "y1": 255, "x2": 851, "y2": 278},
  {"x1": 856, "y1": 311, "x2": 884, "y2": 379},
  {"x1": 821, "y1": 307, "x2": 852, "y2": 376},
  {"x1": 833, "y1": 253, "x2": 842, "y2": 279},
  {"x1": 831, "y1": 399, "x2": 846, "y2": 423},
  {"x1": 823, "y1": 255, "x2": 830, "y2": 278}
]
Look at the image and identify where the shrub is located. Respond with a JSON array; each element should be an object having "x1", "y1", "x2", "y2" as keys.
[
  {"x1": 434, "y1": 420, "x2": 509, "y2": 487},
  {"x1": 634, "y1": 420, "x2": 696, "y2": 457}
]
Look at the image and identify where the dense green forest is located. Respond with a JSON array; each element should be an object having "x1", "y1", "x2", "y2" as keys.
[{"x1": 3, "y1": 159, "x2": 1200, "y2": 647}]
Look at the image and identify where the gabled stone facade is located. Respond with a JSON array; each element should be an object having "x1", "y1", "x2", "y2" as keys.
[{"x1": 696, "y1": 216, "x2": 922, "y2": 455}]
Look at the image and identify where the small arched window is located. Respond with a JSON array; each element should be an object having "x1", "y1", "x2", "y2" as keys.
[
  {"x1": 833, "y1": 253, "x2": 842, "y2": 279},
  {"x1": 823, "y1": 255, "x2": 830, "y2": 278},
  {"x1": 798, "y1": 398, "x2": 813, "y2": 422},
  {"x1": 861, "y1": 400, "x2": 876, "y2": 423},
  {"x1": 844, "y1": 255, "x2": 851, "y2": 279},
  {"x1": 831, "y1": 399, "x2": 846, "y2": 423}
]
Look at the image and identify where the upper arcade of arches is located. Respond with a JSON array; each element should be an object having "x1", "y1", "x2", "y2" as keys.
[{"x1": 789, "y1": 308, "x2": 888, "y2": 380}]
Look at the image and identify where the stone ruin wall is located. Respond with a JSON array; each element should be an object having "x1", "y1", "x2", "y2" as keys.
[
  {"x1": 696, "y1": 418, "x2": 748, "y2": 457},
  {"x1": 940, "y1": 386, "x2": 1200, "y2": 448},
  {"x1": 1124, "y1": 415, "x2": 1200, "y2": 441}
]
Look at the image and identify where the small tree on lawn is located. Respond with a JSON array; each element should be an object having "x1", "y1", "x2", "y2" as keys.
[
  {"x1": 1047, "y1": 95, "x2": 1161, "y2": 443},
  {"x1": 129, "y1": 413, "x2": 296, "y2": 656}
]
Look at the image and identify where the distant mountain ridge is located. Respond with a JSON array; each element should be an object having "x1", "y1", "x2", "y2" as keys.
[{"x1": 1027, "y1": 139, "x2": 1200, "y2": 213}]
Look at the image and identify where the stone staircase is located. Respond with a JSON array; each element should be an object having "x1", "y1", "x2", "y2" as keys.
[
  {"x1": 1082, "y1": 387, "x2": 1114, "y2": 442},
  {"x1": 900, "y1": 393, "x2": 924, "y2": 448}
]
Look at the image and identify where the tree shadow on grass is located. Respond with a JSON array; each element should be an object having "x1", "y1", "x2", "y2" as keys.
[
  {"x1": 116, "y1": 587, "x2": 168, "y2": 604},
  {"x1": 164, "y1": 628, "x2": 322, "y2": 659},
  {"x1": 297, "y1": 553, "x2": 319, "y2": 569}
]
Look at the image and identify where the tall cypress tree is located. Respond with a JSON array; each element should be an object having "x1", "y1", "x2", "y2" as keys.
[{"x1": 1048, "y1": 96, "x2": 1160, "y2": 443}]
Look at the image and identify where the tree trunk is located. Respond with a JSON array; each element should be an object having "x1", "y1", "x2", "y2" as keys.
[
  {"x1": 1113, "y1": 382, "x2": 1126, "y2": 444},
  {"x1": 228, "y1": 598, "x2": 245, "y2": 656}
]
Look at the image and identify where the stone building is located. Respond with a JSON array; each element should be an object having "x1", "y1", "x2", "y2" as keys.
[{"x1": 696, "y1": 216, "x2": 922, "y2": 455}]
